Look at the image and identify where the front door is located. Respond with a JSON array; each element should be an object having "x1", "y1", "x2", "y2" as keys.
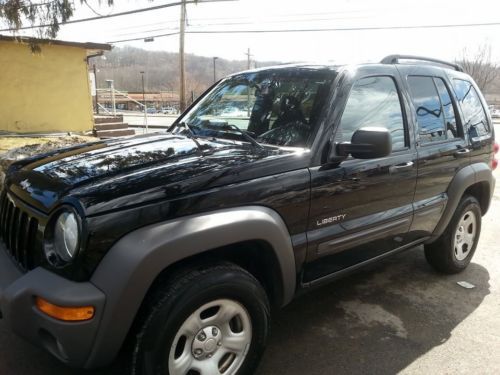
[{"x1": 304, "y1": 66, "x2": 417, "y2": 283}]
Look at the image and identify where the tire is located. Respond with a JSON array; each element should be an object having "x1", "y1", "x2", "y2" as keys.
[
  {"x1": 424, "y1": 195, "x2": 482, "y2": 274},
  {"x1": 131, "y1": 263, "x2": 270, "y2": 375}
]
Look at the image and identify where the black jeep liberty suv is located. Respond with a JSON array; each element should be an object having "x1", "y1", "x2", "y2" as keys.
[{"x1": 0, "y1": 55, "x2": 497, "y2": 375}]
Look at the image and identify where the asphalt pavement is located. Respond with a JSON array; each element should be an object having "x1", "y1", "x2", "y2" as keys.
[
  {"x1": 122, "y1": 113, "x2": 176, "y2": 134},
  {"x1": 0, "y1": 126, "x2": 499, "y2": 375}
]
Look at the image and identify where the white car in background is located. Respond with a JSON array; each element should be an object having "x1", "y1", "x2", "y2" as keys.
[
  {"x1": 161, "y1": 107, "x2": 177, "y2": 115},
  {"x1": 488, "y1": 105, "x2": 500, "y2": 118}
]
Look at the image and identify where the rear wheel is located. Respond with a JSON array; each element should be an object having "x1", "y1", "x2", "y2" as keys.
[
  {"x1": 131, "y1": 263, "x2": 270, "y2": 375},
  {"x1": 425, "y1": 195, "x2": 481, "y2": 274}
]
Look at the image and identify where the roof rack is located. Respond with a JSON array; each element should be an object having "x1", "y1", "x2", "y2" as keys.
[{"x1": 380, "y1": 54, "x2": 463, "y2": 72}]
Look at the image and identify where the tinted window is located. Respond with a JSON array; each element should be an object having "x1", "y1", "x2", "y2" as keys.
[
  {"x1": 407, "y1": 76, "x2": 446, "y2": 143},
  {"x1": 452, "y1": 79, "x2": 490, "y2": 138},
  {"x1": 336, "y1": 76, "x2": 405, "y2": 150},
  {"x1": 434, "y1": 78, "x2": 459, "y2": 139},
  {"x1": 178, "y1": 70, "x2": 335, "y2": 147}
]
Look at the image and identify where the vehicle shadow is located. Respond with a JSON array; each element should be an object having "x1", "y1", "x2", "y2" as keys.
[{"x1": 256, "y1": 246, "x2": 490, "y2": 375}]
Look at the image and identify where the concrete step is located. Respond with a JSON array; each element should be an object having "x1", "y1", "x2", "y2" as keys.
[
  {"x1": 94, "y1": 122, "x2": 129, "y2": 131},
  {"x1": 95, "y1": 129, "x2": 135, "y2": 138},
  {"x1": 94, "y1": 115, "x2": 124, "y2": 124}
]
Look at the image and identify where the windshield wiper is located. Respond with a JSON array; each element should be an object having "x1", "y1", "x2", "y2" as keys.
[
  {"x1": 175, "y1": 121, "x2": 196, "y2": 138},
  {"x1": 176, "y1": 121, "x2": 264, "y2": 150},
  {"x1": 176, "y1": 122, "x2": 204, "y2": 153},
  {"x1": 226, "y1": 124, "x2": 264, "y2": 150}
]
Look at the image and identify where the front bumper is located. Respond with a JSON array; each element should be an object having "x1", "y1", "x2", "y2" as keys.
[{"x1": 0, "y1": 242, "x2": 105, "y2": 368}]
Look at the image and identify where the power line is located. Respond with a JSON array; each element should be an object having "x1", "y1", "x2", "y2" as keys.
[
  {"x1": 112, "y1": 26, "x2": 180, "y2": 38},
  {"x1": 0, "y1": 0, "x2": 236, "y2": 32},
  {"x1": 109, "y1": 11, "x2": 368, "y2": 31},
  {"x1": 78, "y1": 6, "x2": 458, "y2": 34},
  {"x1": 107, "y1": 32, "x2": 180, "y2": 44},
  {"x1": 107, "y1": 21, "x2": 500, "y2": 44},
  {"x1": 82, "y1": 0, "x2": 115, "y2": 17},
  {"x1": 184, "y1": 22, "x2": 500, "y2": 34},
  {"x1": 3, "y1": 3, "x2": 456, "y2": 34},
  {"x1": 108, "y1": 14, "x2": 373, "y2": 38}
]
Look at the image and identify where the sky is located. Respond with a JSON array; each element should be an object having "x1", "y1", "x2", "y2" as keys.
[{"x1": 6, "y1": 0, "x2": 500, "y2": 63}]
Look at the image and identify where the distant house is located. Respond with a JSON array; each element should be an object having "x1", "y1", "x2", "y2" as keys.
[{"x1": 0, "y1": 35, "x2": 111, "y2": 134}]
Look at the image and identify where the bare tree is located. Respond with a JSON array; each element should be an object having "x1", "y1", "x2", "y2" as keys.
[
  {"x1": 457, "y1": 44, "x2": 499, "y2": 92},
  {"x1": 0, "y1": 1, "x2": 113, "y2": 39}
]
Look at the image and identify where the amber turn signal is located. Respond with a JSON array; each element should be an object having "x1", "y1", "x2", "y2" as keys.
[{"x1": 35, "y1": 297, "x2": 95, "y2": 322}]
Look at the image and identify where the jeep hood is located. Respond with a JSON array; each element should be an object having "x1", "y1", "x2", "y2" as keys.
[{"x1": 6, "y1": 133, "x2": 287, "y2": 214}]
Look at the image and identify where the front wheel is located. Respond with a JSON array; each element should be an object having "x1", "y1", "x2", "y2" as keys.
[
  {"x1": 424, "y1": 195, "x2": 482, "y2": 274},
  {"x1": 131, "y1": 264, "x2": 270, "y2": 375}
]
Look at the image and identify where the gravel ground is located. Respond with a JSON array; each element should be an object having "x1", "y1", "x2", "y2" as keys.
[{"x1": 0, "y1": 136, "x2": 97, "y2": 183}]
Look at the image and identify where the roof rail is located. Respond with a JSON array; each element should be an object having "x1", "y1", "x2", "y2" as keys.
[{"x1": 380, "y1": 54, "x2": 463, "y2": 72}]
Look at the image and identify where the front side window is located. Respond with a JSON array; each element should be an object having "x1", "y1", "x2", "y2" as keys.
[
  {"x1": 452, "y1": 79, "x2": 490, "y2": 138},
  {"x1": 176, "y1": 69, "x2": 336, "y2": 147},
  {"x1": 335, "y1": 76, "x2": 406, "y2": 150},
  {"x1": 407, "y1": 76, "x2": 446, "y2": 143}
]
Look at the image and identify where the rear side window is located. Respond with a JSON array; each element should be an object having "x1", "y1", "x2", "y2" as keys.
[
  {"x1": 336, "y1": 76, "x2": 406, "y2": 150},
  {"x1": 434, "y1": 78, "x2": 460, "y2": 139},
  {"x1": 452, "y1": 79, "x2": 490, "y2": 138},
  {"x1": 407, "y1": 76, "x2": 446, "y2": 143}
]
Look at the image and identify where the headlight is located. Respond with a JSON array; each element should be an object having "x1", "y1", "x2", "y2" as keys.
[{"x1": 45, "y1": 210, "x2": 80, "y2": 265}]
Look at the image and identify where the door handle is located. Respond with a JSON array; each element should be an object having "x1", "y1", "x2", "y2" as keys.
[
  {"x1": 454, "y1": 148, "x2": 471, "y2": 158},
  {"x1": 389, "y1": 161, "x2": 414, "y2": 174}
]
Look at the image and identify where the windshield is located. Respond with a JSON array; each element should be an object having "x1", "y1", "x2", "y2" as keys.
[{"x1": 173, "y1": 68, "x2": 336, "y2": 147}]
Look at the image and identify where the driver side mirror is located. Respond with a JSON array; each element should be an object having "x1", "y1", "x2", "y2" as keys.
[{"x1": 333, "y1": 127, "x2": 392, "y2": 160}]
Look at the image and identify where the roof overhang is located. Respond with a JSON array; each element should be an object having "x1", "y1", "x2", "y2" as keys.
[{"x1": 0, "y1": 34, "x2": 112, "y2": 55}]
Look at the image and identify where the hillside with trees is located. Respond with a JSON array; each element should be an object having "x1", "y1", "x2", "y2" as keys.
[
  {"x1": 93, "y1": 46, "x2": 500, "y2": 106},
  {"x1": 94, "y1": 46, "x2": 281, "y2": 97}
]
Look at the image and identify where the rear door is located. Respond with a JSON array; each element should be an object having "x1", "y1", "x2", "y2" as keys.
[
  {"x1": 397, "y1": 66, "x2": 470, "y2": 239},
  {"x1": 304, "y1": 65, "x2": 417, "y2": 283}
]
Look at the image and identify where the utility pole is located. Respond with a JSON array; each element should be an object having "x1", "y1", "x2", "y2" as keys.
[
  {"x1": 213, "y1": 56, "x2": 218, "y2": 83},
  {"x1": 245, "y1": 48, "x2": 252, "y2": 116},
  {"x1": 140, "y1": 71, "x2": 148, "y2": 133},
  {"x1": 93, "y1": 64, "x2": 99, "y2": 115},
  {"x1": 106, "y1": 79, "x2": 116, "y2": 117},
  {"x1": 179, "y1": 0, "x2": 187, "y2": 112},
  {"x1": 245, "y1": 48, "x2": 252, "y2": 69}
]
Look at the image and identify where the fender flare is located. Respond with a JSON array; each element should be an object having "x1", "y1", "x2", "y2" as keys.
[
  {"x1": 428, "y1": 162, "x2": 494, "y2": 242},
  {"x1": 85, "y1": 206, "x2": 296, "y2": 368}
]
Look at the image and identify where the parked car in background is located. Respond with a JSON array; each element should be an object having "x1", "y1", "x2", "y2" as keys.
[
  {"x1": 0, "y1": 55, "x2": 497, "y2": 375},
  {"x1": 146, "y1": 107, "x2": 157, "y2": 114},
  {"x1": 161, "y1": 106, "x2": 177, "y2": 115}
]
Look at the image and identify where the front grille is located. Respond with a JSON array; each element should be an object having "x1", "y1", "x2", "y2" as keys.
[{"x1": 0, "y1": 192, "x2": 39, "y2": 271}]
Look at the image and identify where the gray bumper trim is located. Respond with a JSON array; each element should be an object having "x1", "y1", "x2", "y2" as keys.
[{"x1": 0, "y1": 243, "x2": 105, "y2": 368}]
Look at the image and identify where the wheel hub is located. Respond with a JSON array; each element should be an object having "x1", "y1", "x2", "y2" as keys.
[
  {"x1": 192, "y1": 326, "x2": 222, "y2": 360},
  {"x1": 453, "y1": 211, "x2": 477, "y2": 261},
  {"x1": 169, "y1": 299, "x2": 252, "y2": 374}
]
